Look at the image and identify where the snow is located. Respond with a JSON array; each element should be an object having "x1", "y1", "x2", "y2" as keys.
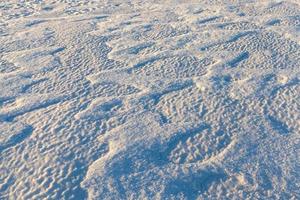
[{"x1": 0, "y1": 0, "x2": 299, "y2": 199}]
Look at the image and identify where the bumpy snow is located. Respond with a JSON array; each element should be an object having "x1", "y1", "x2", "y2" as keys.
[{"x1": 0, "y1": 0, "x2": 299, "y2": 199}]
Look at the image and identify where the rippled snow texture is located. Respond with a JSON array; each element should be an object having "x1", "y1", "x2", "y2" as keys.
[{"x1": 0, "y1": 0, "x2": 299, "y2": 199}]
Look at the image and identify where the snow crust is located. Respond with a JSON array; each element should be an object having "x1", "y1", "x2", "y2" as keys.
[{"x1": 0, "y1": 0, "x2": 299, "y2": 199}]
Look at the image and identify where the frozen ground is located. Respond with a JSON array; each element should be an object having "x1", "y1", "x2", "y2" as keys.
[{"x1": 0, "y1": 0, "x2": 299, "y2": 199}]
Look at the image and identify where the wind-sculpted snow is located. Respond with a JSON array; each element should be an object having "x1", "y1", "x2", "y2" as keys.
[{"x1": 0, "y1": 0, "x2": 299, "y2": 199}]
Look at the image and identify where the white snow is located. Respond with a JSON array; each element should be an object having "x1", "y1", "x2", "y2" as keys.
[{"x1": 0, "y1": 0, "x2": 299, "y2": 199}]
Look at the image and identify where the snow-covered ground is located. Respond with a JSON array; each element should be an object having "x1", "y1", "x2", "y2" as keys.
[{"x1": 0, "y1": 0, "x2": 299, "y2": 199}]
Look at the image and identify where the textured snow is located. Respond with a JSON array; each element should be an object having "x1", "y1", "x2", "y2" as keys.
[{"x1": 0, "y1": 0, "x2": 299, "y2": 199}]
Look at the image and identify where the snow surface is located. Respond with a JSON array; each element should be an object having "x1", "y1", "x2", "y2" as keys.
[{"x1": 0, "y1": 0, "x2": 299, "y2": 199}]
